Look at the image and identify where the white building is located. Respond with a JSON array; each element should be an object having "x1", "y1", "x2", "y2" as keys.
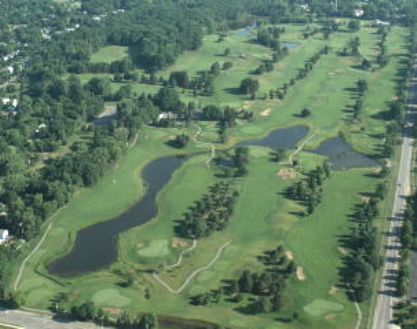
[
  {"x1": 0, "y1": 229, "x2": 9, "y2": 244},
  {"x1": 354, "y1": 9, "x2": 364, "y2": 17},
  {"x1": 1, "y1": 98, "x2": 18, "y2": 108}
]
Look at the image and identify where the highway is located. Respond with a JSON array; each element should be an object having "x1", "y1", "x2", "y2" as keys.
[
  {"x1": 0, "y1": 308, "x2": 103, "y2": 329},
  {"x1": 372, "y1": 58, "x2": 417, "y2": 329}
]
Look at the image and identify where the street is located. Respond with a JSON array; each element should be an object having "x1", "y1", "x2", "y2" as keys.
[
  {"x1": 372, "y1": 58, "x2": 417, "y2": 329},
  {"x1": 0, "y1": 308, "x2": 103, "y2": 329}
]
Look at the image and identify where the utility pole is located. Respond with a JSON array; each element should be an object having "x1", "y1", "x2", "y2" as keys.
[{"x1": 335, "y1": 0, "x2": 338, "y2": 12}]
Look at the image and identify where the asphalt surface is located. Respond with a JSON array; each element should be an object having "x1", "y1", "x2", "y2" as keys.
[
  {"x1": 372, "y1": 58, "x2": 417, "y2": 329},
  {"x1": 0, "y1": 308, "x2": 104, "y2": 329}
]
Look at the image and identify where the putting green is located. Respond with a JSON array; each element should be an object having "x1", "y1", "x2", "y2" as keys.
[
  {"x1": 138, "y1": 239, "x2": 170, "y2": 257},
  {"x1": 303, "y1": 299, "x2": 344, "y2": 316},
  {"x1": 92, "y1": 289, "x2": 131, "y2": 307}
]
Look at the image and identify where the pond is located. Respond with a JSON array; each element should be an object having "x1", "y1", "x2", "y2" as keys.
[
  {"x1": 48, "y1": 155, "x2": 186, "y2": 277},
  {"x1": 282, "y1": 43, "x2": 299, "y2": 49},
  {"x1": 311, "y1": 137, "x2": 379, "y2": 170},
  {"x1": 233, "y1": 22, "x2": 257, "y2": 37},
  {"x1": 237, "y1": 125, "x2": 309, "y2": 150}
]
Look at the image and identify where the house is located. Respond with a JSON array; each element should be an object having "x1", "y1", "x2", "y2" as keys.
[
  {"x1": 1, "y1": 98, "x2": 18, "y2": 108},
  {"x1": 0, "y1": 229, "x2": 9, "y2": 244},
  {"x1": 353, "y1": 9, "x2": 364, "y2": 17},
  {"x1": 6, "y1": 66, "x2": 14, "y2": 74}
]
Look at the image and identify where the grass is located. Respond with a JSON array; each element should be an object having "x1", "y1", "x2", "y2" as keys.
[
  {"x1": 10, "y1": 22, "x2": 410, "y2": 329},
  {"x1": 90, "y1": 46, "x2": 128, "y2": 63}
]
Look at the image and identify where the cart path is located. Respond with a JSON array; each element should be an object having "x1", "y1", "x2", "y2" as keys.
[{"x1": 153, "y1": 241, "x2": 231, "y2": 294}]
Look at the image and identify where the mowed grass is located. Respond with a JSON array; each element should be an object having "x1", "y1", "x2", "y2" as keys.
[{"x1": 12, "y1": 22, "x2": 409, "y2": 329}]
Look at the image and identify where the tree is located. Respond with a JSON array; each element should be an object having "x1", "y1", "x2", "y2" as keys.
[
  {"x1": 238, "y1": 270, "x2": 254, "y2": 293},
  {"x1": 357, "y1": 79, "x2": 368, "y2": 93},
  {"x1": 274, "y1": 149, "x2": 286, "y2": 162},
  {"x1": 300, "y1": 108, "x2": 311, "y2": 117},
  {"x1": 86, "y1": 77, "x2": 111, "y2": 97},
  {"x1": 252, "y1": 296, "x2": 271, "y2": 313},
  {"x1": 239, "y1": 78, "x2": 259, "y2": 95},
  {"x1": 271, "y1": 293, "x2": 282, "y2": 311},
  {"x1": 211, "y1": 62, "x2": 221, "y2": 76},
  {"x1": 223, "y1": 62, "x2": 233, "y2": 70},
  {"x1": 169, "y1": 71, "x2": 189, "y2": 88},
  {"x1": 348, "y1": 20, "x2": 361, "y2": 32},
  {"x1": 138, "y1": 313, "x2": 158, "y2": 329},
  {"x1": 173, "y1": 134, "x2": 190, "y2": 148},
  {"x1": 362, "y1": 58, "x2": 372, "y2": 70},
  {"x1": 153, "y1": 87, "x2": 181, "y2": 113}
]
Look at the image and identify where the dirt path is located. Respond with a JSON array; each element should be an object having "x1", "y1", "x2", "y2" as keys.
[
  {"x1": 13, "y1": 222, "x2": 54, "y2": 291},
  {"x1": 192, "y1": 123, "x2": 216, "y2": 165},
  {"x1": 288, "y1": 130, "x2": 317, "y2": 164},
  {"x1": 153, "y1": 241, "x2": 231, "y2": 294},
  {"x1": 167, "y1": 240, "x2": 197, "y2": 268},
  {"x1": 129, "y1": 133, "x2": 139, "y2": 148}
]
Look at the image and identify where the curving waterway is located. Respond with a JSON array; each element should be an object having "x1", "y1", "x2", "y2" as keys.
[
  {"x1": 48, "y1": 155, "x2": 186, "y2": 277},
  {"x1": 49, "y1": 126, "x2": 378, "y2": 277}
]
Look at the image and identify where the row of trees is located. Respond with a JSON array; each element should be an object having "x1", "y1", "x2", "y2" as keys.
[
  {"x1": 352, "y1": 79, "x2": 368, "y2": 120},
  {"x1": 376, "y1": 27, "x2": 390, "y2": 68},
  {"x1": 344, "y1": 185, "x2": 386, "y2": 302},
  {"x1": 67, "y1": 300, "x2": 158, "y2": 329},
  {"x1": 176, "y1": 182, "x2": 239, "y2": 239},
  {"x1": 266, "y1": 46, "x2": 329, "y2": 101}
]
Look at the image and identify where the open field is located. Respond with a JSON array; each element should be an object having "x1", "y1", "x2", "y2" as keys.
[{"x1": 10, "y1": 21, "x2": 409, "y2": 329}]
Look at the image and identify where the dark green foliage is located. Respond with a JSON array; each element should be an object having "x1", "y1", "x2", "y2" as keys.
[
  {"x1": 286, "y1": 164, "x2": 331, "y2": 215},
  {"x1": 176, "y1": 182, "x2": 239, "y2": 239},
  {"x1": 169, "y1": 71, "x2": 189, "y2": 88},
  {"x1": 300, "y1": 108, "x2": 311, "y2": 117},
  {"x1": 239, "y1": 78, "x2": 260, "y2": 95},
  {"x1": 173, "y1": 134, "x2": 190, "y2": 148}
]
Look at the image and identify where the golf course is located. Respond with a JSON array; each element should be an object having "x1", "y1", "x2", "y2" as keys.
[{"x1": 8, "y1": 20, "x2": 411, "y2": 329}]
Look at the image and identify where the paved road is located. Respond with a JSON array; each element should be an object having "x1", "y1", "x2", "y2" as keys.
[
  {"x1": 372, "y1": 58, "x2": 417, "y2": 329},
  {"x1": 0, "y1": 308, "x2": 104, "y2": 329}
]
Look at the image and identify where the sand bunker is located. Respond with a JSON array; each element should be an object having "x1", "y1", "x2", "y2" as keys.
[
  {"x1": 285, "y1": 251, "x2": 294, "y2": 260},
  {"x1": 325, "y1": 314, "x2": 337, "y2": 320},
  {"x1": 277, "y1": 168, "x2": 297, "y2": 180},
  {"x1": 337, "y1": 246, "x2": 348, "y2": 255},
  {"x1": 297, "y1": 266, "x2": 306, "y2": 281},
  {"x1": 172, "y1": 238, "x2": 188, "y2": 248},
  {"x1": 103, "y1": 308, "x2": 123, "y2": 315},
  {"x1": 328, "y1": 286, "x2": 338, "y2": 295},
  {"x1": 260, "y1": 109, "x2": 271, "y2": 116}
]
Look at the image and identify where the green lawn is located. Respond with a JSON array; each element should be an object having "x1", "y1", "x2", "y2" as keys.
[{"x1": 11, "y1": 22, "x2": 409, "y2": 329}]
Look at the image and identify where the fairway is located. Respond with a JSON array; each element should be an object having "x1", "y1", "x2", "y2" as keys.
[
  {"x1": 90, "y1": 45, "x2": 128, "y2": 63},
  {"x1": 9, "y1": 20, "x2": 410, "y2": 329}
]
